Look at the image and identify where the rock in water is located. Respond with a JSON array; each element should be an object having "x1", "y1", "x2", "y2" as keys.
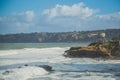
[
  {"x1": 37, "y1": 65, "x2": 52, "y2": 71},
  {"x1": 2, "y1": 70, "x2": 14, "y2": 75},
  {"x1": 23, "y1": 64, "x2": 52, "y2": 71}
]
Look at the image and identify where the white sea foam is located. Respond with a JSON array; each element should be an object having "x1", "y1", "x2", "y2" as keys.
[
  {"x1": 0, "y1": 47, "x2": 120, "y2": 66},
  {"x1": 0, "y1": 47, "x2": 67, "y2": 57},
  {"x1": 40, "y1": 71, "x2": 117, "y2": 80},
  {"x1": 0, "y1": 47, "x2": 120, "y2": 80},
  {"x1": 0, "y1": 66, "x2": 48, "y2": 80},
  {"x1": 0, "y1": 47, "x2": 69, "y2": 66},
  {"x1": 0, "y1": 50, "x2": 18, "y2": 56}
]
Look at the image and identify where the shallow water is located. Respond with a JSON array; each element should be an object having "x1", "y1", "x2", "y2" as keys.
[{"x1": 0, "y1": 43, "x2": 120, "y2": 80}]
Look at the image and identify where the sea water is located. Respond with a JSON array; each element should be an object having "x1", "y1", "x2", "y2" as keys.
[{"x1": 0, "y1": 43, "x2": 120, "y2": 80}]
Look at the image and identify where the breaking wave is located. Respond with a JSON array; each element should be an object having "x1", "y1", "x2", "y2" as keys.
[{"x1": 0, "y1": 66, "x2": 48, "y2": 80}]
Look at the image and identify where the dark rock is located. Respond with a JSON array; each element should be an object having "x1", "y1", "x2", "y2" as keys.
[
  {"x1": 111, "y1": 45, "x2": 120, "y2": 57},
  {"x1": 37, "y1": 65, "x2": 52, "y2": 71},
  {"x1": 18, "y1": 66, "x2": 22, "y2": 68},
  {"x1": 24, "y1": 64, "x2": 28, "y2": 66},
  {"x1": 18, "y1": 64, "x2": 52, "y2": 71},
  {"x1": 2, "y1": 70, "x2": 13, "y2": 75}
]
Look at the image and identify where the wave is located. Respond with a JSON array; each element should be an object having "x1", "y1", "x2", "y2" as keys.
[
  {"x1": 0, "y1": 47, "x2": 69, "y2": 57},
  {"x1": 0, "y1": 47, "x2": 120, "y2": 66},
  {"x1": 0, "y1": 66, "x2": 48, "y2": 80},
  {"x1": 0, "y1": 50, "x2": 18, "y2": 56}
]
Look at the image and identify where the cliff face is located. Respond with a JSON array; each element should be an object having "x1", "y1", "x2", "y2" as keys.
[{"x1": 64, "y1": 39, "x2": 120, "y2": 59}]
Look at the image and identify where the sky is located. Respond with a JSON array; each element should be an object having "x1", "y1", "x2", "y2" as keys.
[{"x1": 0, "y1": 0, "x2": 120, "y2": 34}]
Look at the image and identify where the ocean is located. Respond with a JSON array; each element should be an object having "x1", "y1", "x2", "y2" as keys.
[{"x1": 0, "y1": 43, "x2": 120, "y2": 80}]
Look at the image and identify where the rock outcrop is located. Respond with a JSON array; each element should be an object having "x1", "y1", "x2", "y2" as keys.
[
  {"x1": 64, "y1": 46, "x2": 111, "y2": 58},
  {"x1": 64, "y1": 35, "x2": 120, "y2": 59}
]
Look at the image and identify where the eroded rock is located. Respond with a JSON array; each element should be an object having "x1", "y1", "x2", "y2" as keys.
[
  {"x1": 64, "y1": 39, "x2": 120, "y2": 59},
  {"x1": 64, "y1": 46, "x2": 110, "y2": 58}
]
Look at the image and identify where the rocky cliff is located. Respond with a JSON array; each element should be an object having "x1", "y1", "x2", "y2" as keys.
[{"x1": 64, "y1": 35, "x2": 120, "y2": 59}]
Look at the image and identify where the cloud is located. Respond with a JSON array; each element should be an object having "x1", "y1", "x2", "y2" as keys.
[
  {"x1": 0, "y1": 10, "x2": 36, "y2": 33},
  {"x1": 42, "y1": 12, "x2": 120, "y2": 30},
  {"x1": 0, "y1": 2, "x2": 120, "y2": 33},
  {"x1": 42, "y1": 2, "x2": 120, "y2": 30},
  {"x1": 13, "y1": 10, "x2": 35, "y2": 22},
  {"x1": 42, "y1": 2, "x2": 97, "y2": 19},
  {"x1": 24, "y1": 11, "x2": 35, "y2": 22}
]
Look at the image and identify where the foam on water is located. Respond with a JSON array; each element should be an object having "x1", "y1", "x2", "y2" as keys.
[
  {"x1": 0, "y1": 50, "x2": 18, "y2": 56},
  {"x1": 35, "y1": 71, "x2": 119, "y2": 80},
  {"x1": 0, "y1": 47, "x2": 120, "y2": 80},
  {"x1": 0, "y1": 47, "x2": 68, "y2": 56},
  {"x1": 0, "y1": 66, "x2": 48, "y2": 80},
  {"x1": 0, "y1": 47, "x2": 120, "y2": 66},
  {"x1": 0, "y1": 47, "x2": 69, "y2": 66}
]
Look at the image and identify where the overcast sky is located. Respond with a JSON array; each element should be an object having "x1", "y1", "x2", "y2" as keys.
[{"x1": 0, "y1": 0, "x2": 120, "y2": 34}]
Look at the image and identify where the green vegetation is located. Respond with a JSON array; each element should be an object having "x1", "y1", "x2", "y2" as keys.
[
  {"x1": 88, "y1": 34, "x2": 120, "y2": 58},
  {"x1": 0, "y1": 29, "x2": 120, "y2": 43}
]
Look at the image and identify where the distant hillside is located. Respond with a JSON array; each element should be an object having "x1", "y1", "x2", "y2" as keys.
[{"x1": 0, "y1": 29, "x2": 120, "y2": 43}]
